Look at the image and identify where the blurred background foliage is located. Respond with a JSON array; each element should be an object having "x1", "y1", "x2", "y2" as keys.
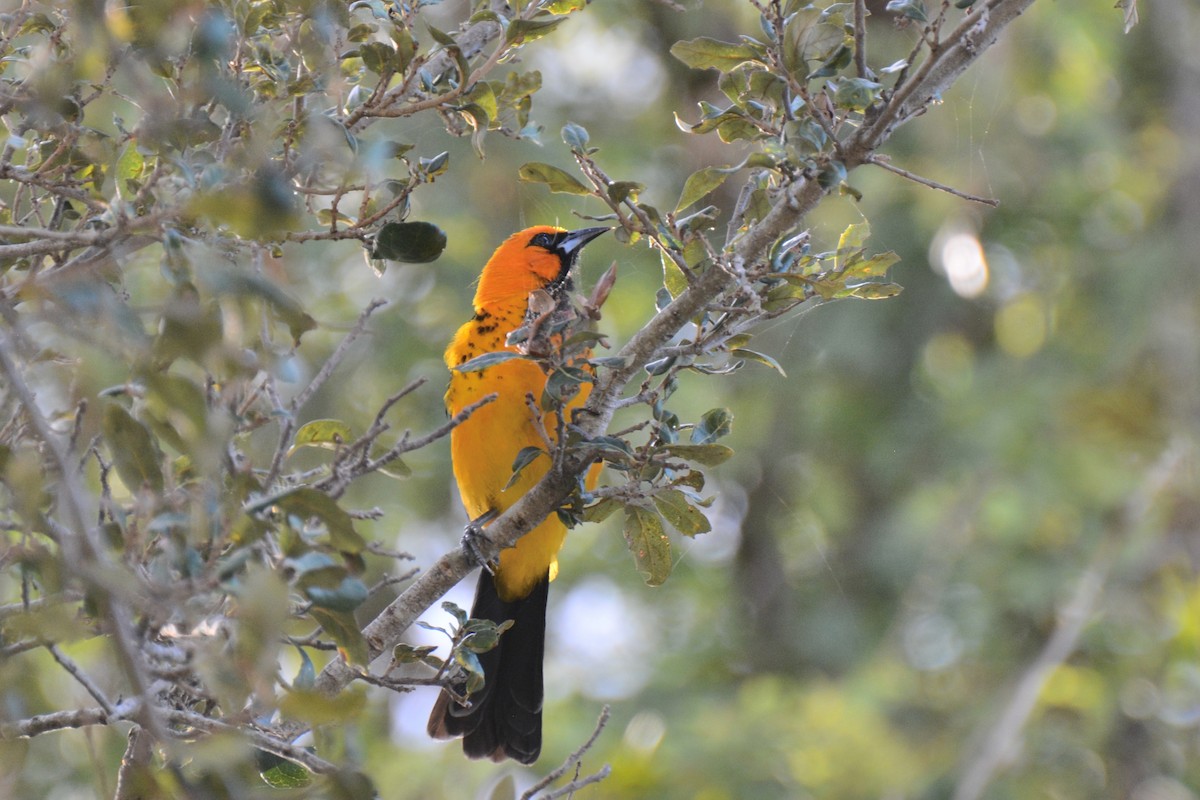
[{"x1": 1, "y1": 0, "x2": 1198, "y2": 798}]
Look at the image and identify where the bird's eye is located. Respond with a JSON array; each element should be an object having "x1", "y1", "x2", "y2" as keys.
[{"x1": 530, "y1": 232, "x2": 554, "y2": 248}]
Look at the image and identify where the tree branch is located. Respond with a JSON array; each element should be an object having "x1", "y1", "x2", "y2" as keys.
[
  {"x1": 290, "y1": 0, "x2": 1042, "y2": 730},
  {"x1": 0, "y1": 326, "x2": 166, "y2": 743},
  {"x1": 113, "y1": 727, "x2": 153, "y2": 800},
  {"x1": 0, "y1": 699, "x2": 140, "y2": 739},
  {"x1": 952, "y1": 440, "x2": 1187, "y2": 800}
]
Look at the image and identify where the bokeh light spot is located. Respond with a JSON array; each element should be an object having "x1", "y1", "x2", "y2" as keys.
[
  {"x1": 995, "y1": 293, "x2": 1047, "y2": 358},
  {"x1": 940, "y1": 232, "x2": 990, "y2": 298},
  {"x1": 920, "y1": 332, "x2": 975, "y2": 399}
]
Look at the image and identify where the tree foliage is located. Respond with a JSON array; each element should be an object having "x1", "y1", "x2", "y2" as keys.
[{"x1": 2, "y1": 0, "x2": 1194, "y2": 798}]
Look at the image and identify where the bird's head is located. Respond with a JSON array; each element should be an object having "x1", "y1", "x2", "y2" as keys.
[{"x1": 474, "y1": 225, "x2": 609, "y2": 308}]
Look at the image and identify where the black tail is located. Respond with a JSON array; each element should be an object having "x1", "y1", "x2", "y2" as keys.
[{"x1": 427, "y1": 571, "x2": 548, "y2": 764}]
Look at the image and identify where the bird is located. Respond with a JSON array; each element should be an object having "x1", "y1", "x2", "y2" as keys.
[{"x1": 427, "y1": 225, "x2": 609, "y2": 764}]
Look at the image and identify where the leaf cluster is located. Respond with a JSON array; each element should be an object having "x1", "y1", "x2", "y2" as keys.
[{"x1": 0, "y1": 0, "x2": 592, "y2": 792}]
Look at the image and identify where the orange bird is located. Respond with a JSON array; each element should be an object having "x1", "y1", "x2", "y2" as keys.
[{"x1": 428, "y1": 225, "x2": 608, "y2": 764}]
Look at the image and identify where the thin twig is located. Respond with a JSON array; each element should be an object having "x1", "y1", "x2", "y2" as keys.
[
  {"x1": 334, "y1": 393, "x2": 498, "y2": 483},
  {"x1": 263, "y1": 298, "x2": 388, "y2": 488},
  {"x1": 521, "y1": 705, "x2": 611, "y2": 800},
  {"x1": 364, "y1": 542, "x2": 415, "y2": 560},
  {"x1": 289, "y1": 298, "x2": 388, "y2": 413},
  {"x1": 367, "y1": 568, "x2": 420, "y2": 598},
  {"x1": 164, "y1": 708, "x2": 341, "y2": 775},
  {"x1": 352, "y1": 670, "x2": 446, "y2": 691},
  {"x1": 536, "y1": 766, "x2": 613, "y2": 800},
  {"x1": 868, "y1": 155, "x2": 1000, "y2": 206},
  {"x1": 853, "y1": 0, "x2": 868, "y2": 78},
  {"x1": 0, "y1": 638, "x2": 46, "y2": 657},
  {"x1": 48, "y1": 644, "x2": 115, "y2": 714}
]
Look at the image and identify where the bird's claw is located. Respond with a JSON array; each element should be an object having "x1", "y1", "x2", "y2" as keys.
[{"x1": 461, "y1": 510, "x2": 499, "y2": 574}]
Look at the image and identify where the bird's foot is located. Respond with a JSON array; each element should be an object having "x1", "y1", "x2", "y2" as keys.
[{"x1": 461, "y1": 509, "x2": 499, "y2": 575}]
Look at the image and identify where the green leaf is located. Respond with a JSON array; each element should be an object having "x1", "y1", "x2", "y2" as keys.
[
  {"x1": 885, "y1": 0, "x2": 928, "y2": 22},
  {"x1": 18, "y1": 12, "x2": 58, "y2": 35},
  {"x1": 542, "y1": 365, "x2": 590, "y2": 408},
  {"x1": 454, "y1": 647, "x2": 487, "y2": 695},
  {"x1": 846, "y1": 250, "x2": 901, "y2": 280},
  {"x1": 347, "y1": 23, "x2": 376, "y2": 42},
  {"x1": 463, "y1": 619, "x2": 513, "y2": 654},
  {"x1": 418, "y1": 151, "x2": 450, "y2": 178},
  {"x1": 808, "y1": 43, "x2": 852, "y2": 79},
  {"x1": 426, "y1": 24, "x2": 457, "y2": 47},
  {"x1": 455, "y1": 350, "x2": 525, "y2": 373},
  {"x1": 588, "y1": 436, "x2": 635, "y2": 465},
  {"x1": 373, "y1": 221, "x2": 447, "y2": 263},
  {"x1": 662, "y1": 443, "x2": 735, "y2": 466},
  {"x1": 676, "y1": 167, "x2": 731, "y2": 213},
  {"x1": 561, "y1": 122, "x2": 589, "y2": 150},
  {"x1": 102, "y1": 403, "x2": 164, "y2": 494},
  {"x1": 209, "y1": 272, "x2": 315, "y2": 344},
  {"x1": 671, "y1": 37, "x2": 763, "y2": 72},
  {"x1": 670, "y1": 469, "x2": 706, "y2": 492},
  {"x1": 460, "y1": 81, "x2": 498, "y2": 124},
  {"x1": 833, "y1": 77, "x2": 883, "y2": 111},
  {"x1": 114, "y1": 142, "x2": 144, "y2": 196},
  {"x1": 731, "y1": 348, "x2": 787, "y2": 376},
  {"x1": 608, "y1": 181, "x2": 644, "y2": 205},
  {"x1": 845, "y1": 282, "x2": 904, "y2": 299},
  {"x1": 391, "y1": 643, "x2": 441, "y2": 668},
  {"x1": 517, "y1": 162, "x2": 591, "y2": 195},
  {"x1": 623, "y1": 506, "x2": 672, "y2": 586},
  {"x1": 374, "y1": 454, "x2": 412, "y2": 480},
  {"x1": 506, "y1": 17, "x2": 566, "y2": 44},
  {"x1": 392, "y1": 27, "x2": 417, "y2": 71},
  {"x1": 142, "y1": 373, "x2": 209, "y2": 452},
  {"x1": 441, "y1": 600, "x2": 468, "y2": 627},
  {"x1": 546, "y1": 0, "x2": 587, "y2": 11},
  {"x1": 285, "y1": 551, "x2": 339, "y2": 578},
  {"x1": 836, "y1": 221, "x2": 870, "y2": 270},
  {"x1": 653, "y1": 488, "x2": 712, "y2": 537},
  {"x1": 307, "y1": 608, "x2": 370, "y2": 666},
  {"x1": 276, "y1": 488, "x2": 365, "y2": 554},
  {"x1": 293, "y1": 648, "x2": 316, "y2": 690},
  {"x1": 583, "y1": 498, "x2": 620, "y2": 523},
  {"x1": 692, "y1": 408, "x2": 734, "y2": 444},
  {"x1": 288, "y1": 419, "x2": 354, "y2": 457},
  {"x1": 786, "y1": 117, "x2": 828, "y2": 154},
  {"x1": 504, "y1": 446, "x2": 546, "y2": 490},
  {"x1": 257, "y1": 751, "x2": 313, "y2": 788},
  {"x1": 304, "y1": 576, "x2": 369, "y2": 612},
  {"x1": 817, "y1": 160, "x2": 847, "y2": 189},
  {"x1": 677, "y1": 206, "x2": 720, "y2": 237}
]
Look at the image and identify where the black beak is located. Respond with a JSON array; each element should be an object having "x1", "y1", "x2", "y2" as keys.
[{"x1": 552, "y1": 227, "x2": 610, "y2": 262}]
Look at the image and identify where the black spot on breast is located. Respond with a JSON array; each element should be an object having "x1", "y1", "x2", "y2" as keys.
[{"x1": 474, "y1": 309, "x2": 491, "y2": 321}]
